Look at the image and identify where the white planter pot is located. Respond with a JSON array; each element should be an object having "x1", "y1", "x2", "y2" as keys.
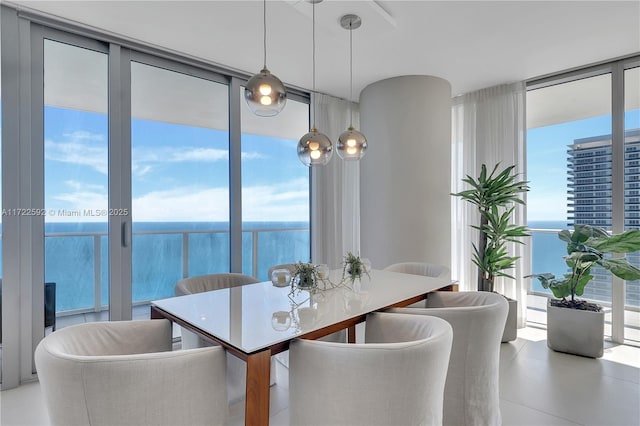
[
  {"x1": 501, "y1": 298, "x2": 517, "y2": 343},
  {"x1": 547, "y1": 299, "x2": 604, "y2": 358}
]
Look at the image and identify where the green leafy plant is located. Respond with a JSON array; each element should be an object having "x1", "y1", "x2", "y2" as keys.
[
  {"x1": 342, "y1": 252, "x2": 370, "y2": 283},
  {"x1": 452, "y1": 163, "x2": 529, "y2": 292},
  {"x1": 291, "y1": 262, "x2": 320, "y2": 291},
  {"x1": 529, "y1": 224, "x2": 640, "y2": 310}
]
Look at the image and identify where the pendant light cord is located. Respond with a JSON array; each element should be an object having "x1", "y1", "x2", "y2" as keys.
[
  {"x1": 312, "y1": 0, "x2": 317, "y2": 129},
  {"x1": 263, "y1": 0, "x2": 267, "y2": 68},
  {"x1": 349, "y1": 20, "x2": 353, "y2": 128}
]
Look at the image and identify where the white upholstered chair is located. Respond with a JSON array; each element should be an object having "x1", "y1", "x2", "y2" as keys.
[
  {"x1": 389, "y1": 291, "x2": 508, "y2": 426},
  {"x1": 384, "y1": 261, "x2": 450, "y2": 308},
  {"x1": 175, "y1": 273, "x2": 275, "y2": 402},
  {"x1": 34, "y1": 319, "x2": 228, "y2": 426},
  {"x1": 289, "y1": 312, "x2": 453, "y2": 426}
]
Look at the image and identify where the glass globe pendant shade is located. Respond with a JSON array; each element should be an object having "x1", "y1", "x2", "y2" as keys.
[
  {"x1": 297, "y1": 128, "x2": 333, "y2": 166},
  {"x1": 244, "y1": 67, "x2": 287, "y2": 117},
  {"x1": 337, "y1": 127, "x2": 368, "y2": 160}
]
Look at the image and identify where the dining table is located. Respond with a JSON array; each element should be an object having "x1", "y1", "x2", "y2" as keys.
[{"x1": 150, "y1": 268, "x2": 457, "y2": 426}]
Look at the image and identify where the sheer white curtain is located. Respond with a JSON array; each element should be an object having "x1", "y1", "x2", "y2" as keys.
[
  {"x1": 311, "y1": 93, "x2": 361, "y2": 268},
  {"x1": 451, "y1": 82, "x2": 529, "y2": 326}
]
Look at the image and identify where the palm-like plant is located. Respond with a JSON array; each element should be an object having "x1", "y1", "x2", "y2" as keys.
[{"x1": 452, "y1": 164, "x2": 529, "y2": 292}]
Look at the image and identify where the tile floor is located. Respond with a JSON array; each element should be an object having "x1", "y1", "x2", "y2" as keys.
[{"x1": 1, "y1": 325, "x2": 639, "y2": 426}]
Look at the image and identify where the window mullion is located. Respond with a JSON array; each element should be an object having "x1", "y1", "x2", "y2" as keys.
[
  {"x1": 611, "y1": 61, "x2": 626, "y2": 343},
  {"x1": 229, "y1": 77, "x2": 242, "y2": 273}
]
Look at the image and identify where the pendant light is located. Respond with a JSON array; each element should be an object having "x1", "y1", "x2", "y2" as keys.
[
  {"x1": 245, "y1": 0, "x2": 287, "y2": 117},
  {"x1": 297, "y1": 0, "x2": 333, "y2": 167},
  {"x1": 337, "y1": 14, "x2": 367, "y2": 160}
]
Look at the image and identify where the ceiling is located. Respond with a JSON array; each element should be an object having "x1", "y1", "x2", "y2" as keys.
[{"x1": 3, "y1": 0, "x2": 639, "y2": 101}]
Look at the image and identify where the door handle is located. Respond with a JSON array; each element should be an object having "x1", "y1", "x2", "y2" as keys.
[{"x1": 122, "y1": 221, "x2": 131, "y2": 248}]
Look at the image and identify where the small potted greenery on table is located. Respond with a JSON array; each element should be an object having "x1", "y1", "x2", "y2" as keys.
[
  {"x1": 290, "y1": 262, "x2": 321, "y2": 293},
  {"x1": 342, "y1": 252, "x2": 370, "y2": 289},
  {"x1": 529, "y1": 224, "x2": 640, "y2": 358}
]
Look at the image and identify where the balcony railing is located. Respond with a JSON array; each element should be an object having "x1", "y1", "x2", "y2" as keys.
[
  {"x1": 529, "y1": 226, "x2": 640, "y2": 309},
  {"x1": 43, "y1": 226, "x2": 309, "y2": 315}
]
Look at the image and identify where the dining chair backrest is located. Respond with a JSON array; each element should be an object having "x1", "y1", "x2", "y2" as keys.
[
  {"x1": 289, "y1": 312, "x2": 453, "y2": 426},
  {"x1": 35, "y1": 319, "x2": 228, "y2": 426},
  {"x1": 388, "y1": 291, "x2": 508, "y2": 426},
  {"x1": 175, "y1": 272, "x2": 259, "y2": 296},
  {"x1": 174, "y1": 272, "x2": 266, "y2": 404},
  {"x1": 384, "y1": 261, "x2": 450, "y2": 278},
  {"x1": 384, "y1": 262, "x2": 451, "y2": 308}
]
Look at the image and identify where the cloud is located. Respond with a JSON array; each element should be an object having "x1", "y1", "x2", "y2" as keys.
[
  {"x1": 131, "y1": 179, "x2": 309, "y2": 222},
  {"x1": 169, "y1": 148, "x2": 228, "y2": 162},
  {"x1": 47, "y1": 180, "x2": 108, "y2": 222},
  {"x1": 131, "y1": 147, "x2": 263, "y2": 176},
  {"x1": 241, "y1": 151, "x2": 266, "y2": 160},
  {"x1": 45, "y1": 135, "x2": 109, "y2": 175},
  {"x1": 45, "y1": 129, "x2": 262, "y2": 177},
  {"x1": 133, "y1": 186, "x2": 229, "y2": 221},
  {"x1": 45, "y1": 178, "x2": 310, "y2": 223},
  {"x1": 64, "y1": 131, "x2": 105, "y2": 143},
  {"x1": 242, "y1": 179, "x2": 310, "y2": 222},
  {"x1": 64, "y1": 180, "x2": 105, "y2": 192}
]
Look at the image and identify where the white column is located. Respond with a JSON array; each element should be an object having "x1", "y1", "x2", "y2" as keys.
[{"x1": 359, "y1": 75, "x2": 452, "y2": 269}]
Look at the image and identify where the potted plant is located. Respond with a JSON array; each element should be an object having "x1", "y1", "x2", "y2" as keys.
[
  {"x1": 342, "y1": 252, "x2": 371, "y2": 285},
  {"x1": 452, "y1": 163, "x2": 529, "y2": 342},
  {"x1": 529, "y1": 224, "x2": 640, "y2": 358},
  {"x1": 290, "y1": 262, "x2": 322, "y2": 293}
]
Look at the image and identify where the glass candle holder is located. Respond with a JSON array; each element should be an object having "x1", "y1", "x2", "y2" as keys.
[
  {"x1": 271, "y1": 311, "x2": 291, "y2": 331},
  {"x1": 316, "y1": 264, "x2": 329, "y2": 280},
  {"x1": 271, "y1": 268, "x2": 291, "y2": 287}
]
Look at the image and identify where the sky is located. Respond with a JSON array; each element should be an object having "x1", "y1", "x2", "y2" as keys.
[
  {"x1": 2, "y1": 102, "x2": 639, "y2": 226},
  {"x1": 42, "y1": 106, "x2": 310, "y2": 224},
  {"x1": 526, "y1": 110, "x2": 640, "y2": 222}
]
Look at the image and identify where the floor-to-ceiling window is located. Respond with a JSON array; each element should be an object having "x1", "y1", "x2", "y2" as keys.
[
  {"x1": 0, "y1": 7, "x2": 310, "y2": 388},
  {"x1": 526, "y1": 56, "x2": 640, "y2": 343}
]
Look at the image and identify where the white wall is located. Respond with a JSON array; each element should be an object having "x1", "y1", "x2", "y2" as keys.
[{"x1": 359, "y1": 75, "x2": 451, "y2": 269}]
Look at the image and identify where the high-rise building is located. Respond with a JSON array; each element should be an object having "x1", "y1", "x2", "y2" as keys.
[{"x1": 567, "y1": 128, "x2": 640, "y2": 305}]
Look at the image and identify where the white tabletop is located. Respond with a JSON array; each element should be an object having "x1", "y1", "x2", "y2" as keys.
[{"x1": 151, "y1": 269, "x2": 451, "y2": 353}]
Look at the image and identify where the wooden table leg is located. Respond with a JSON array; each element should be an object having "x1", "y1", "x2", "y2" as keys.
[
  {"x1": 245, "y1": 349, "x2": 271, "y2": 426},
  {"x1": 348, "y1": 325, "x2": 356, "y2": 343},
  {"x1": 439, "y1": 283, "x2": 459, "y2": 292}
]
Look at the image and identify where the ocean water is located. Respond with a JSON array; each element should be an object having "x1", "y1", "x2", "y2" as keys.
[
  {"x1": 528, "y1": 220, "x2": 571, "y2": 293},
  {"x1": 0, "y1": 219, "x2": 573, "y2": 312},
  {"x1": 0, "y1": 222, "x2": 309, "y2": 312}
]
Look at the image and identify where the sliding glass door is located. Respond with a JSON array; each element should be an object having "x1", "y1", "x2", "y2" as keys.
[
  {"x1": 0, "y1": 11, "x2": 310, "y2": 388},
  {"x1": 130, "y1": 59, "x2": 229, "y2": 312}
]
